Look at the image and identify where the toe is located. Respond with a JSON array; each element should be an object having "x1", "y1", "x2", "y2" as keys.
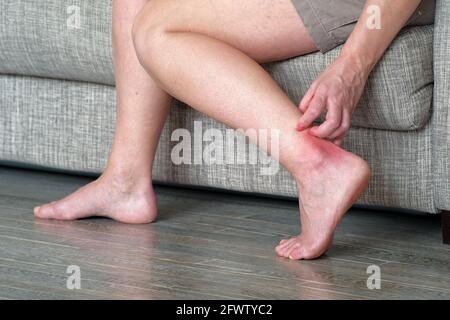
[
  {"x1": 277, "y1": 237, "x2": 296, "y2": 250},
  {"x1": 36, "y1": 201, "x2": 69, "y2": 220},
  {"x1": 275, "y1": 238, "x2": 291, "y2": 255},
  {"x1": 33, "y1": 206, "x2": 41, "y2": 216},
  {"x1": 34, "y1": 203, "x2": 55, "y2": 219},
  {"x1": 287, "y1": 244, "x2": 303, "y2": 260},
  {"x1": 275, "y1": 245, "x2": 285, "y2": 256},
  {"x1": 276, "y1": 238, "x2": 293, "y2": 256},
  {"x1": 278, "y1": 238, "x2": 298, "y2": 257}
]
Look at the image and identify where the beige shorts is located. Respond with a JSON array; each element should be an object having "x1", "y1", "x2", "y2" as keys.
[{"x1": 292, "y1": 0, "x2": 436, "y2": 53}]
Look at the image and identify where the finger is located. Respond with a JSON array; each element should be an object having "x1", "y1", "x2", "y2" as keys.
[
  {"x1": 309, "y1": 100, "x2": 342, "y2": 138},
  {"x1": 329, "y1": 110, "x2": 351, "y2": 140},
  {"x1": 297, "y1": 94, "x2": 326, "y2": 131},
  {"x1": 299, "y1": 86, "x2": 315, "y2": 114},
  {"x1": 333, "y1": 136, "x2": 344, "y2": 146}
]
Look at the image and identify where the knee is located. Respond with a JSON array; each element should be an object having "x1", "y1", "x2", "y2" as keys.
[
  {"x1": 131, "y1": 0, "x2": 171, "y2": 67},
  {"x1": 131, "y1": 4, "x2": 159, "y2": 59}
]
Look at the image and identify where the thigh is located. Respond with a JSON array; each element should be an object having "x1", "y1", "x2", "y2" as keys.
[{"x1": 143, "y1": 0, "x2": 318, "y2": 62}]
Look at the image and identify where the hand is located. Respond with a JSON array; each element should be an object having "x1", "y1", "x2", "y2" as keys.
[{"x1": 297, "y1": 55, "x2": 369, "y2": 145}]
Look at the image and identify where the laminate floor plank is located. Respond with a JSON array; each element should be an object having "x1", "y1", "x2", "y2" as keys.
[{"x1": 0, "y1": 166, "x2": 448, "y2": 299}]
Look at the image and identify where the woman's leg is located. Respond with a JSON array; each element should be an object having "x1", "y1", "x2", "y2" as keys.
[
  {"x1": 132, "y1": 0, "x2": 371, "y2": 259},
  {"x1": 34, "y1": 0, "x2": 171, "y2": 224}
]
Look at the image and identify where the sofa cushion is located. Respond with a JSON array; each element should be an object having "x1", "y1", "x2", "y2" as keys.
[
  {"x1": 0, "y1": 0, "x2": 433, "y2": 131},
  {"x1": 0, "y1": 74, "x2": 437, "y2": 213},
  {"x1": 0, "y1": 0, "x2": 114, "y2": 85}
]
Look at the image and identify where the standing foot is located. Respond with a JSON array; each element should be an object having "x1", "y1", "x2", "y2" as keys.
[{"x1": 34, "y1": 171, "x2": 157, "y2": 224}]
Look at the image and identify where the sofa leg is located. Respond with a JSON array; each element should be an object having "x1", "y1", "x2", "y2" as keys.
[{"x1": 443, "y1": 211, "x2": 450, "y2": 245}]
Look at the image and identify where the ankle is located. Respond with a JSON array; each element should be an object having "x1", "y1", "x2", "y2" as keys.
[
  {"x1": 102, "y1": 165, "x2": 152, "y2": 193},
  {"x1": 281, "y1": 131, "x2": 330, "y2": 178}
]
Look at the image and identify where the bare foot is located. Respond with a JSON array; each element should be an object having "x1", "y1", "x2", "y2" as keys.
[
  {"x1": 34, "y1": 172, "x2": 157, "y2": 224},
  {"x1": 275, "y1": 132, "x2": 371, "y2": 260}
]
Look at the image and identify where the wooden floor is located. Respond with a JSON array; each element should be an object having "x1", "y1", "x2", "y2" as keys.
[{"x1": 0, "y1": 166, "x2": 449, "y2": 300}]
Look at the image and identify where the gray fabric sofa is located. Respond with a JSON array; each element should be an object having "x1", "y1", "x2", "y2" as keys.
[{"x1": 0, "y1": 0, "x2": 449, "y2": 242}]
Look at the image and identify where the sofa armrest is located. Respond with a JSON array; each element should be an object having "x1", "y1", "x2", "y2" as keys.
[{"x1": 433, "y1": 0, "x2": 450, "y2": 210}]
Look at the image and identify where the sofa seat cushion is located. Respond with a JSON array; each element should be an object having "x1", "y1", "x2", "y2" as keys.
[{"x1": 0, "y1": 0, "x2": 433, "y2": 131}]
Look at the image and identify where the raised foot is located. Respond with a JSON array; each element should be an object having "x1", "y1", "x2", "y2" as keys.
[
  {"x1": 275, "y1": 132, "x2": 371, "y2": 260},
  {"x1": 34, "y1": 174, "x2": 157, "y2": 224}
]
